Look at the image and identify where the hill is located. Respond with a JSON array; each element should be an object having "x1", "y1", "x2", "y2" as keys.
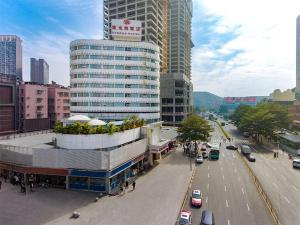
[{"x1": 193, "y1": 92, "x2": 223, "y2": 110}]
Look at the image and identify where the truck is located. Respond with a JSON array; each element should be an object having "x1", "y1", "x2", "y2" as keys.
[{"x1": 241, "y1": 144, "x2": 251, "y2": 155}]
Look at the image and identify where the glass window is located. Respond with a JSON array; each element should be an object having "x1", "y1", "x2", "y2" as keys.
[
  {"x1": 90, "y1": 45, "x2": 101, "y2": 50},
  {"x1": 115, "y1": 84, "x2": 124, "y2": 88},
  {"x1": 115, "y1": 56, "x2": 124, "y2": 60},
  {"x1": 115, "y1": 93, "x2": 124, "y2": 97},
  {"x1": 115, "y1": 47, "x2": 125, "y2": 51},
  {"x1": 115, "y1": 74, "x2": 124, "y2": 79},
  {"x1": 103, "y1": 46, "x2": 114, "y2": 50},
  {"x1": 103, "y1": 65, "x2": 114, "y2": 69},
  {"x1": 115, "y1": 65, "x2": 125, "y2": 70}
]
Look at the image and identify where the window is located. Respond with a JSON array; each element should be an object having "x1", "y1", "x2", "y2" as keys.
[
  {"x1": 115, "y1": 65, "x2": 125, "y2": 70},
  {"x1": 103, "y1": 46, "x2": 114, "y2": 50},
  {"x1": 115, "y1": 47, "x2": 125, "y2": 51},
  {"x1": 115, "y1": 56, "x2": 124, "y2": 60}
]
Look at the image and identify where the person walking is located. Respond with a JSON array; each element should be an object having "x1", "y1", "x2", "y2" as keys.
[
  {"x1": 0, "y1": 180, "x2": 2, "y2": 190},
  {"x1": 274, "y1": 152, "x2": 276, "y2": 159},
  {"x1": 125, "y1": 180, "x2": 129, "y2": 189},
  {"x1": 132, "y1": 181, "x2": 136, "y2": 190}
]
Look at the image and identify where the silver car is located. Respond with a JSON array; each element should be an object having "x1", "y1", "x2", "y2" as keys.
[
  {"x1": 196, "y1": 155, "x2": 204, "y2": 164},
  {"x1": 293, "y1": 159, "x2": 300, "y2": 169}
]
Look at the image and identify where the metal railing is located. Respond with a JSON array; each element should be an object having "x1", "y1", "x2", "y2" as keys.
[{"x1": 0, "y1": 130, "x2": 52, "y2": 140}]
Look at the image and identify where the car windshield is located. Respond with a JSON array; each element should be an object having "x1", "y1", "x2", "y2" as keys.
[
  {"x1": 179, "y1": 218, "x2": 189, "y2": 225},
  {"x1": 192, "y1": 192, "x2": 201, "y2": 198}
]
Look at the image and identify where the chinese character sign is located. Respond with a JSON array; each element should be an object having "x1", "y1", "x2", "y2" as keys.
[{"x1": 111, "y1": 19, "x2": 142, "y2": 41}]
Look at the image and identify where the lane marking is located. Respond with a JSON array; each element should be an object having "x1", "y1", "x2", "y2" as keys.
[
  {"x1": 272, "y1": 183, "x2": 279, "y2": 189},
  {"x1": 224, "y1": 185, "x2": 227, "y2": 192},
  {"x1": 292, "y1": 185, "x2": 299, "y2": 192},
  {"x1": 226, "y1": 199, "x2": 229, "y2": 207},
  {"x1": 228, "y1": 219, "x2": 231, "y2": 225},
  {"x1": 234, "y1": 168, "x2": 237, "y2": 173},
  {"x1": 208, "y1": 166, "x2": 210, "y2": 170},
  {"x1": 238, "y1": 177, "x2": 241, "y2": 182},
  {"x1": 206, "y1": 196, "x2": 208, "y2": 204},
  {"x1": 208, "y1": 173, "x2": 210, "y2": 178},
  {"x1": 221, "y1": 167, "x2": 223, "y2": 171},
  {"x1": 246, "y1": 203, "x2": 250, "y2": 211},
  {"x1": 207, "y1": 183, "x2": 209, "y2": 190},
  {"x1": 242, "y1": 188, "x2": 245, "y2": 195},
  {"x1": 283, "y1": 195, "x2": 290, "y2": 204},
  {"x1": 222, "y1": 175, "x2": 225, "y2": 180}
]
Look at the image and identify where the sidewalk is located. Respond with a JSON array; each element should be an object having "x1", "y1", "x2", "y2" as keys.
[{"x1": 43, "y1": 147, "x2": 193, "y2": 225}]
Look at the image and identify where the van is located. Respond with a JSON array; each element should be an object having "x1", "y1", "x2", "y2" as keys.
[
  {"x1": 293, "y1": 159, "x2": 300, "y2": 169},
  {"x1": 200, "y1": 210, "x2": 215, "y2": 225}
]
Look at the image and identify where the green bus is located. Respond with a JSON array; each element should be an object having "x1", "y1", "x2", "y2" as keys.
[{"x1": 209, "y1": 143, "x2": 220, "y2": 160}]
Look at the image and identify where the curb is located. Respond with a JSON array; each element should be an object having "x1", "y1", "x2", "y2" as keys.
[{"x1": 174, "y1": 163, "x2": 197, "y2": 225}]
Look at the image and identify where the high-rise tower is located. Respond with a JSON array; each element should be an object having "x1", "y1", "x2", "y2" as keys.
[
  {"x1": 30, "y1": 58, "x2": 49, "y2": 84},
  {"x1": 103, "y1": 0, "x2": 169, "y2": 73},
  {"x1": 160, "y1": 0, "x2": 193, "y2": 126},
  {"x1": 0, "y1": 35, "x2": 22, "y2": 80},
  {"x1": 296, "y1": 15, "x2": 300, "y2": 98}
]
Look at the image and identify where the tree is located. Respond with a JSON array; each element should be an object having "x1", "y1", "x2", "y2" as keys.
[
  {"x1": 177, "y1": 114, "x2": 212, "y2": 143},
  {"x1": 230, "y1": 104, "x2": 253, "y2": 126}
]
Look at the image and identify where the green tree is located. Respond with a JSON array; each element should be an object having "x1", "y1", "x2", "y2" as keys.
[
  {"x1": 230, "y1": 104, "x2": 253, "y2": 126},
  {"x1": 177, "y1": 114, "x2": 212, "y2": 143}
]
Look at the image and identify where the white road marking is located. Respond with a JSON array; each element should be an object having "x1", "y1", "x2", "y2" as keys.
[
  {"x1": 208, "y1": 173, "x2": 210, "y2": 178},
  {"x1": 222, "y1": 175, "x2": 225, "y2": 180},
  {"x1": 242, "y1": 188, "x2": 245, "y2": 195},
  {"x1": 207, "y1": 183, "x2": 209, "y2": 190},
  {"x1": 208, "y1": 166, "x2": 210, "y2": 170},
  {"x1": 226, "y1": 199, "x2": 229, "y2": 207},
  {"x1": 221, "y1": 167, "x2": 223, "y2": 171},
  {"x1": 224, "y1": 185, "x2": 227, "y2": 192},
  {"x1": 272, "y1": 183, "x2": 279, "y2": 189},
  {"x1": 292, "y1": 185, "x2": 299, "y2": 192},
  {"x1": 238, "y1": 177, "x2": 241, "y2": 182},
  {"x1": 246, "y1": 203, "x2": 250, "y2": 211},
  {"x1": 206, "y1": 196, "x2": 208, "y2": 203},
  {"x1": 283, "y1": 196, "x2": 290, "y2": 204},
  {"x1": 228, "y1": 219, "x2": 231, "y2": 225},
  {"x1": 234, "y1": 168, "x2": 237, "y2": 173}
]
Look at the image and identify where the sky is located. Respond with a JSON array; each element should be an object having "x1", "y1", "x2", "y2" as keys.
[{"x1": 0, "y1": 0, "x2": 300, "y2": 97}]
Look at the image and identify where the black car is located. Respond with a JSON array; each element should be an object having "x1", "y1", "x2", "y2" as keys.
[
  {"x1": 246, "y1": 154, "x2": 256, "y2": 162},
  {"x1": 200, "y1": 210, "x2": 215, "y2": 225},
  {"x1": 202, "y1": 152, "x2": 208, "y2": 159},
  {"x1": 226, "y1": 145, "x2": 238, "y2": 150}
]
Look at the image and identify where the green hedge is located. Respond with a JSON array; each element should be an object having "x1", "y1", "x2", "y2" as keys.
[
  {"x1": 216, "y1": 121, "x2": 231, "y2": 140},
  {"x1": 54, "y1": 115, "x2": 145, "y2": 135}
]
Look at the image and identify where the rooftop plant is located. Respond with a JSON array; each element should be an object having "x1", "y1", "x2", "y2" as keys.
[{"x1": 54, "y1": 115, "x2": 145, "y2": 135}]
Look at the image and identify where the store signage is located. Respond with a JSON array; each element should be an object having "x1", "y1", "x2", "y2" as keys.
[{"x1": 111, "y1": 19, "x2": 142, "y2": 41}]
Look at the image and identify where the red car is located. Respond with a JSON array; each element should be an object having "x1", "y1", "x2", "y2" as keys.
[{"x1": 190, "y1": 189, "x2": 202, "y2": 207}]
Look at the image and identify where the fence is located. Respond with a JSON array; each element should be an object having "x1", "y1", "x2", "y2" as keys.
[
  {"x1": 0, "y1": 130, "x2": 52, "y2": 141},
  {"x1": 0, "y1": 144, "x2": 33, "y2": 166}
]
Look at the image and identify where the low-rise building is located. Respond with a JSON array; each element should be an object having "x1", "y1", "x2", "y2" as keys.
[
  {"x1": 19, "y1": 82, "x2": 50, "y2": 132},
  {"x1": 0, "y1": 73, "x2": 19, "y2": 135},
  {"x1": 0, "y1": 117, "x2": 177, "y2": 193},
  {"x1": 48, "y1": 84, "x2": 70, "y2": 128}
]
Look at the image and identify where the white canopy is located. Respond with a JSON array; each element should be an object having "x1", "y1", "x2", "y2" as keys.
[
  {"x1": 67, "y1": 115, "x2": 91, "y2": 122},
  {"x1": 88, "y1": 119, "x2": 106, "y2": 126}
]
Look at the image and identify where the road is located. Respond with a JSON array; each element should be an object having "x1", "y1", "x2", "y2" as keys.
[
  {"x1": 182, "y1": 122, "x2": 273, "y2": 225},
  {"x1": 225, "y1": 123, "x2": 300, "y2": 225}
]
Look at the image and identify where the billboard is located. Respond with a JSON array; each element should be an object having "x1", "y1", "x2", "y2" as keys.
[
  {"x1": 224, "y1": 97, "x2": 257, "y2": 104},
  {"x1": 111, "y1": 19, "x2": 142, "y2": 41}
]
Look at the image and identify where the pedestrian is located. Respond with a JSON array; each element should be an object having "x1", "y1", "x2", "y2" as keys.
[
  {"x1": 276, "y1": 152, "x2": 279, "y2": 158},
  {"x1": 3, "y1": 174, "x2": 7, "y2": 183},
  {"x1": 274, "y1": 152, "x2": 276, "y2": 159},
  {"x1": 219, "y1": 142, "x2": 221, "y2": 147},
  {"x1": 125, "y1": 180, "x2": 129, "y2": 189},
  {"x1": 132, "y1": 181, "x2": 136, "y2": 190},
  {"x1": 0, "y1": 180, "x2": 2, "y2": 190}
]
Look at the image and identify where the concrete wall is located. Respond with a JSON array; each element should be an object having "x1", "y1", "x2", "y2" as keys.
[
  {"x1": 56, "y1": 127, "x2": 141, "y2": 150},
  {"x1": 0, "y1": 144, "x2": 32, "y2": 166}
]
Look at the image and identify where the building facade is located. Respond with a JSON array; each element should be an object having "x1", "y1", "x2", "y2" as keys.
[
  {"x1": 30, "y1": 58, "x2": 49, "y2": 84},
  {"x1": 296, "y1": 15, "x2": 300, "y2": 98},
  {"x1": 0, "y1": 35, "x2": 22, "y2": 80},
  {"x1": 70, "y1": 39, "x2": 160, "y2": 122},
  {"x1": 48, "y1": 84, "x2": 70, "y2": 128},
  {"x1": 0, "y1": 73, "x2": 18, "y2": 135},
  {"x1": 160, "y1": 0, "x2": 193, "y2": 126},
  {"x1": 19, "y1": 83, "x2": 50, "y2": 132},
  {"x1": 103, "y1": 0, "x2": 169, "y2": 73}
]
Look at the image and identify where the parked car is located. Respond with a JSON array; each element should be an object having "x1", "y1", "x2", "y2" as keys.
[
  {"x1": 226, "y1": 145, "x2": 238, "y2": 150},
  {"x1": 196, "y1": 155, "x2": 204, "y2": 164},
  {"x1": 202, "y1": 151, "x2": 208, "y2": 159},
  {"x1": 179, "y1": 210, "x2": 192, "y2": 225},
  {"x1": 293, "y1": 159, "x2": 300, "y2": 168},
  {"x1": 246, "y1": 154, "x2": 256, "y2": 162},
  {"x1": 201, "y1": 146, "x2": 207, "y2": 151},
  {"x1": 200, "y1": 210, "x2": 215, "y2": 225},
  {"x1": 190, "y1": 189, "x2": 202, "y2": 207}
]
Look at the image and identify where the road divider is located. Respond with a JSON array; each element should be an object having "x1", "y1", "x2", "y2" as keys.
[{"x1": 216, "y1": 121, "x2": 231, "y2": 140}]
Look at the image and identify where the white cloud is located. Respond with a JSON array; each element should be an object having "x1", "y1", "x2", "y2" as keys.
[{"x1": 192, "y1": 0, "x2": 300, "y2": 96}]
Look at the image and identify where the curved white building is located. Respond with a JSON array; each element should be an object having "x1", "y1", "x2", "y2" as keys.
[{"x1": 70, "y1": 39, "x2": 160, "y2": 123}]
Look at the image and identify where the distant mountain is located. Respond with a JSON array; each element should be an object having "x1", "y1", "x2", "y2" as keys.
[{"x1": 193, "y1": 92, "x2": 223, "y2": 110}]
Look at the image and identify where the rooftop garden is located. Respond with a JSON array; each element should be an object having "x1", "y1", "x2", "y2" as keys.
[{"x1": 54, "y1": 115, "x2": 145, "y2": 135}]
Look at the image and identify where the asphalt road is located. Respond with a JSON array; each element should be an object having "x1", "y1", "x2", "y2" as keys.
[
  {"x1": 182, "y1": 122, "x2": 273, "y2": 225},
  {"x1": 224, "y1": 123, "x2": 300, "y2": 225}
]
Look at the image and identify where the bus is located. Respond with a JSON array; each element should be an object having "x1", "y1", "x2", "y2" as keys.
[{"x1": 209, "y1": 143, "x2": 220, "y2": 160}]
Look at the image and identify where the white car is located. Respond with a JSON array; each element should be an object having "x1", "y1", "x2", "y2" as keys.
[
  {"x1": 195, "y1": 155, "x2": 204, "y2": 164},
  {"x1": 191, "y1": 190, "x2": 202, "y2": 207},
  {"x1": 179, "y1": 210, "x2": 192, "y2": 225}
]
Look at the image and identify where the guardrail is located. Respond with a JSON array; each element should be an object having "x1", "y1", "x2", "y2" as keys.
[
  {"x1": 237, "y1": 151, "x2": 281, "y2": 225},
  {"x1": 0, "y1": 130, "x2": 53, "y2": 140}
]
